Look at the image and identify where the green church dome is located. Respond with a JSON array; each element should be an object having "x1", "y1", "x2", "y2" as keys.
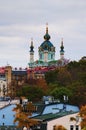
[
  {"x1": 40, "y1": 41, "x2": 54, "y2": 50},
  {"x1": 44, "y1": 33, "x2": 51, "y2": 41},
  {"x1": 39, "y1": 24, "x2": 55, "y2": 51}
]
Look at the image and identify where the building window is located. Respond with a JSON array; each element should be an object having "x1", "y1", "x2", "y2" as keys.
[
  {"x1": 2, "y1": 114, "x2": 5, "y2": 118},
  {"x1": 53, "y1": 125, "x2": 56, "y2": 130},
  {"x1": 51, "y1": 54, "x2": 53, "y2": 59},
  {"x1": 76, "y1": 125, "x2": 79, "y2": 130},
  {"x1": 70, "y1": 125, "x2": 74, "y2": 130},
  {"x1": 40, "y1": 54, "x2": 42, "y2": 59},
  {"x1": 2, "y1": 123, "x2": 5, "y2": 126}
]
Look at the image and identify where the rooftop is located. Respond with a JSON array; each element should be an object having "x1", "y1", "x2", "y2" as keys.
[
  {"x1": 32, "y1": 103, "x2": 79, "y2": 122},
  {"x1": 34, "y1": 110, "x2": 78, "y2": 122},
  {"x1": 0, "y1": 101, "x2": 79, "y2": 126}
]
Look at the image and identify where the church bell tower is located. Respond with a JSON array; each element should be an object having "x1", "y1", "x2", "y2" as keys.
[
  {"x1": 60, "y1": 38, "x2": 64, "y2": 60},
  {"x1": 29, "y1": 39, "x2": 34, "y2": 67}
]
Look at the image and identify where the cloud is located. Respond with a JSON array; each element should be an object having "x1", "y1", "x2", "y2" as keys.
[{"x1": 0, "y1": 0, "x2": 86, "y2": 67}]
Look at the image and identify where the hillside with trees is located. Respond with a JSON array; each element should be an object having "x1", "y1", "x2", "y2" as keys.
[
  {"x1": 16, "y1": 59, "x2": 86, "y2": 107},
  {"x1": 45, "y1": 59, "x2": 86, "y2": 107}
]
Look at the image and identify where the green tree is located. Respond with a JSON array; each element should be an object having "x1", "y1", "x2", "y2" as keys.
[
  {"x1": 50, "y1": 87, "x2": 72, "y2": 102},
  {"x1": 78, "y1": 72, "x2": 86, "y2": 84},
  {"x1": 68, "y1": 82, "x2": 86, "y2": 106},
  {"x1": 45, "y1": 69, "x2": 58, "y2": 84},
  {"x1": 67, "y1": 60, "x2": 86, "y2": 83}
]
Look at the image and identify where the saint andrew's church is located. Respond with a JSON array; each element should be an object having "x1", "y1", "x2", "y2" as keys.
[
  {"x1": 28, "y1": 24, "x2": 69, "y2": 68},
  {"x1": 27, "y1": 24, "x2": 69, "y2": 79},
  {"x1": 0, "y1": 24, "x2": 69, "y2": 97}
]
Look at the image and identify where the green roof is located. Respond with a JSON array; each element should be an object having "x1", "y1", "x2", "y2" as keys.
[{"x1": 34, "y1": 111, "x2": 78, "y2": 121}]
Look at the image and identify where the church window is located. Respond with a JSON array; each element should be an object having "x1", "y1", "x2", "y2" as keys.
[
  {"x1": 51, "y1": 54, "x2": 53, "y2": 59},
  {"x1": 40, "y1": 54, "x2": 42, "y2": 59}
]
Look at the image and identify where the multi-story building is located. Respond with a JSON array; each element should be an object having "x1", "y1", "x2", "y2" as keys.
[{"x1": 0, "y1": 66, "x2": 27, "y2": 97}]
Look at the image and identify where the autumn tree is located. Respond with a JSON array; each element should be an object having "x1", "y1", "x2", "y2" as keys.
[
  {"x1": 36, "y1": 78, "x2": 48, "y2": 92},
  {"x1": 16, "y1": 84, "x2": 45, "y2": 102},
  {"x1": 79, "y1": 105, "x2": 86, "y2": 129},
  {"x1": 54, "y1": 125, "x2": 67, "y2": 130},
  {"x1": 13, "y1": 102, "x2": 39, "y2": 129},
  {"x1": 57, "y1": 67, "x2": 72, "y2": 86}
]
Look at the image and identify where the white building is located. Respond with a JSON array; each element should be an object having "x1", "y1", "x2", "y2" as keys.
[
  {"x1": 47, "y1": 113, "x2": 81, "y2": 130},
  {"x1": 32, "y1": 103, "x2": 81, "y2": 130},
  {"x1": 0, "y1": 79, "x2": 7, "y2": 97}
]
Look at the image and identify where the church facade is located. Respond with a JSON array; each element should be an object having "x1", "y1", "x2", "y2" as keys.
[{"x1": 28, "y1": 24, "x2": 69, "y2": 68}]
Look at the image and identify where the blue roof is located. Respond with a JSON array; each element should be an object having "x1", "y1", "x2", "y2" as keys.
[
  {"x1": 33, "y1": 103, "x2": 79, "y2": 121},
  {"x1": 42, "y1": 103, "x2": 79, "y2": 115}
]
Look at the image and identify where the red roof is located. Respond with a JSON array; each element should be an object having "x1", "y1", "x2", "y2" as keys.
[
  {"x1": 0, "y1": 67, "x2": 5, "y2": 74},
  {"x1": 27, "y1": 66, "x2": 56, "y2": 74}
]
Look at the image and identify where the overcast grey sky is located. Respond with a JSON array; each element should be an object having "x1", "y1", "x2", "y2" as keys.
[{"x1": 0, "y1": 0, "x2": 86, "y2": 68}]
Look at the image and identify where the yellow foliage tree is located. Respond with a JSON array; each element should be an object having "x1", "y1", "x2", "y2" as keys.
[
  {"x1": 79, "y1": 105, "x2": 86, "y2": 129},
  {"x1": 13, "y1": 102, "x2": 39, "y2": 129},
  {"x1": 54, "y1": 125, "x2": 67, "y2": 130}
]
